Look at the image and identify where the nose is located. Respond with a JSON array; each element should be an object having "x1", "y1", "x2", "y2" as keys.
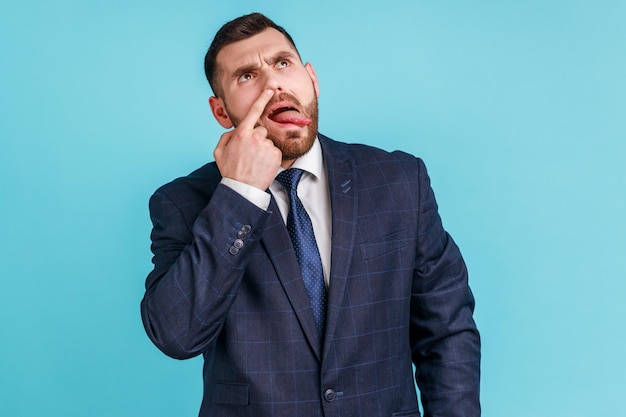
[{"x1": 262, "y1": 69, "x2": 283, "y2": 93}]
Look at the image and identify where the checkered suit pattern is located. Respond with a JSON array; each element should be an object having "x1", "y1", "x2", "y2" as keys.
[{"x1": 141, "y1": 134, "x2": 480, "y2": 417}]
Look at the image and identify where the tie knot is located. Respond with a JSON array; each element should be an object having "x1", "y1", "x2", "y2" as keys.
[{"x1": 276, "y1": 168, "x2": 304, "y2": 191}]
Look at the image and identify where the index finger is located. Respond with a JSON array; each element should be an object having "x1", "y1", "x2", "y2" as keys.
[{"x1": 238, "y1": 89, "x2": 274, "y2": 130}]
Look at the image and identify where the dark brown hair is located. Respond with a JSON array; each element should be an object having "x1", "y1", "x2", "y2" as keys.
[{"x1": 204, "y1": 13, "x2": 300, "y2": 97}]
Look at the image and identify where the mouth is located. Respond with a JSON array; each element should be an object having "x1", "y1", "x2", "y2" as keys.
[{"x1": 266, "y1": 102, "x2": 312, "y2": 127}]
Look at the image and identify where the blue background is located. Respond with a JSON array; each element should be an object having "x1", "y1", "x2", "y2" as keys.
[{"x1": 1, "y1": 1, "x2": 624, "y2": 416}]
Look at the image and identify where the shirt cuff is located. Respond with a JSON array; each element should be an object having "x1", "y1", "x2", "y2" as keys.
[{"x1": 220, "y1": 178, "x2": 271, "y2": 210}]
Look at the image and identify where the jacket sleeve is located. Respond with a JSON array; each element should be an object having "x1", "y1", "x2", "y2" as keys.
[
  {"x1": 410, "y1": 159, "x2": 481, "y2": 417},
  {"x1": 140, "y1": 183, "x2": 271, "y2": 359}
]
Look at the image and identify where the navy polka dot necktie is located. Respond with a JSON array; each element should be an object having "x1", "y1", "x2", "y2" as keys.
[{"x1": 276, "y1": 168, "x2": 327, "y2": 336}]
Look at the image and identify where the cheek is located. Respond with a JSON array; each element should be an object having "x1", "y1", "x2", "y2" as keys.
[
  {"x1": 294, "y1": 75, "x2": 317, "y2": 100},
  {"x1": 225, "y1": 91, "x2": 257, "y2": 122}
]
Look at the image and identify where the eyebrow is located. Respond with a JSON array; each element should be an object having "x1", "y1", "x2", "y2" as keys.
[
  {"x1": 232, "y1": 62, "x2": 260, "y2": 79},
  {"x1": 231, "y1": 50, "x2": 299, "y2": 79}
]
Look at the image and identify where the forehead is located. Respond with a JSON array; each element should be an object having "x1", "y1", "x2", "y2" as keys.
[{"x1": 216, "y1": 28, "x2": 299, "y2": 73}]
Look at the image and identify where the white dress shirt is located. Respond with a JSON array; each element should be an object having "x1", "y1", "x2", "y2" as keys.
[{"x1": 220, "y1": 138, "x2": 332, "y2": 286}]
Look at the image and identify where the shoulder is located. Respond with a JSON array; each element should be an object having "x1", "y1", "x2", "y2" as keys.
[
  {"x1": 319, "y1": 133, "x2": 426, "y2": 178},
  {"x1": 151, "y1": 162, "x2": 222, "y2": 206},
  {"x1": 154, "y1": 162, "x2": 221, "y2": 193}
]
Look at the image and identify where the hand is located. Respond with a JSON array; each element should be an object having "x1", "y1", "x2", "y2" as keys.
[{"x1": 213, "y1": 90, "x2": 281, "y2": 190}]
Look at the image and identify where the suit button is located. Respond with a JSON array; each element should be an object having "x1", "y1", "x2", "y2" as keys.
[{"x1": 324, "y1": 389, "x2": 336, "y2": 402}]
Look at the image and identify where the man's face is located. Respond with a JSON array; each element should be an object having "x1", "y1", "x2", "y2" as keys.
[{"x1": 209, "y1": 28, "x2": 320, "y2": 162}]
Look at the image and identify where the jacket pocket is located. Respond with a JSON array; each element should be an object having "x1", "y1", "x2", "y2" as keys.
[
  {"x1": 360, "y1": 229, "x2": 409, "y2": 261},
  {"x1": 212, "y1": 381, "x2": 249, "y2": 406},
  {"x1": 392, "y1": 408, "x2": 421, "y2": 417}
]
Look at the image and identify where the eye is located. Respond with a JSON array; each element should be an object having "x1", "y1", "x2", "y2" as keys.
[
  {"x1": 276, "y1": 59, "x2": 290, "y2": 69},
  {"x1": 238, "y1": 73, "x2": 253, "y2": 83}
]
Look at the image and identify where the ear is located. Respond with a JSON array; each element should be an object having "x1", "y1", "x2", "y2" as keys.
[
  {"x1": 208, "y1": 96, "x2": 234, "y2": 129},
  {"x1": 304, "y1": 62, "x2": 320, "y2": 98}
]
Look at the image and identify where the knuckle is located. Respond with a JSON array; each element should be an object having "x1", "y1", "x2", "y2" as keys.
[{"x1": 252, "y1": 128, "x2": 267, "y2": 140}]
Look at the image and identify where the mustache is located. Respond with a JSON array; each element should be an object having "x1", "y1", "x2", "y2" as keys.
[
  {"x1": 226, "y1": 92, "x2": 310, "y2": 128},
  {"x1": 264, "y1": 92, "x2": 304, "y2": 115}
]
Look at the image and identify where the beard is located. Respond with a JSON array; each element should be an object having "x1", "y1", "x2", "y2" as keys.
[{"x1": 226, "y1": 91, "x2": 319, "y2": 162}]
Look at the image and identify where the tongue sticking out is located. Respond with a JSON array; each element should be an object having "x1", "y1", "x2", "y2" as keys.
[{"x1": 269, "y1": 109, "x2": 312, "y2": 127}]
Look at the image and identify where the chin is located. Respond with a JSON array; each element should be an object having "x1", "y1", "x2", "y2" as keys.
[{"x1": 271, "y1": 129, "x2": 317, "y2": 160}]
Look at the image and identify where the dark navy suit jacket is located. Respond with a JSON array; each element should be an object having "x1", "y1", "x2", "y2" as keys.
[{"x1": 141, "y1": 134, "x2": 480, "y2": 417}]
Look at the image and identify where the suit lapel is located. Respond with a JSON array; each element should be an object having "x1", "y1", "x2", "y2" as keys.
[
  {"x1": 261, "y1": 197, "x2": 324, "y2": 361},
  {"x1": 319, "y1": 136, "x2": 358, "y2": 360}
]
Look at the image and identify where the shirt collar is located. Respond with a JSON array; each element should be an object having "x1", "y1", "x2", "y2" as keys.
[{"x1": 277, "y1": 136, "x2": 323, "y2": 180}]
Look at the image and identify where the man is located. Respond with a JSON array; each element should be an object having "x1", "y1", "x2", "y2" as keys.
[{"x1": 141, "y1": 12, "x2": 480, "y2": 417}]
